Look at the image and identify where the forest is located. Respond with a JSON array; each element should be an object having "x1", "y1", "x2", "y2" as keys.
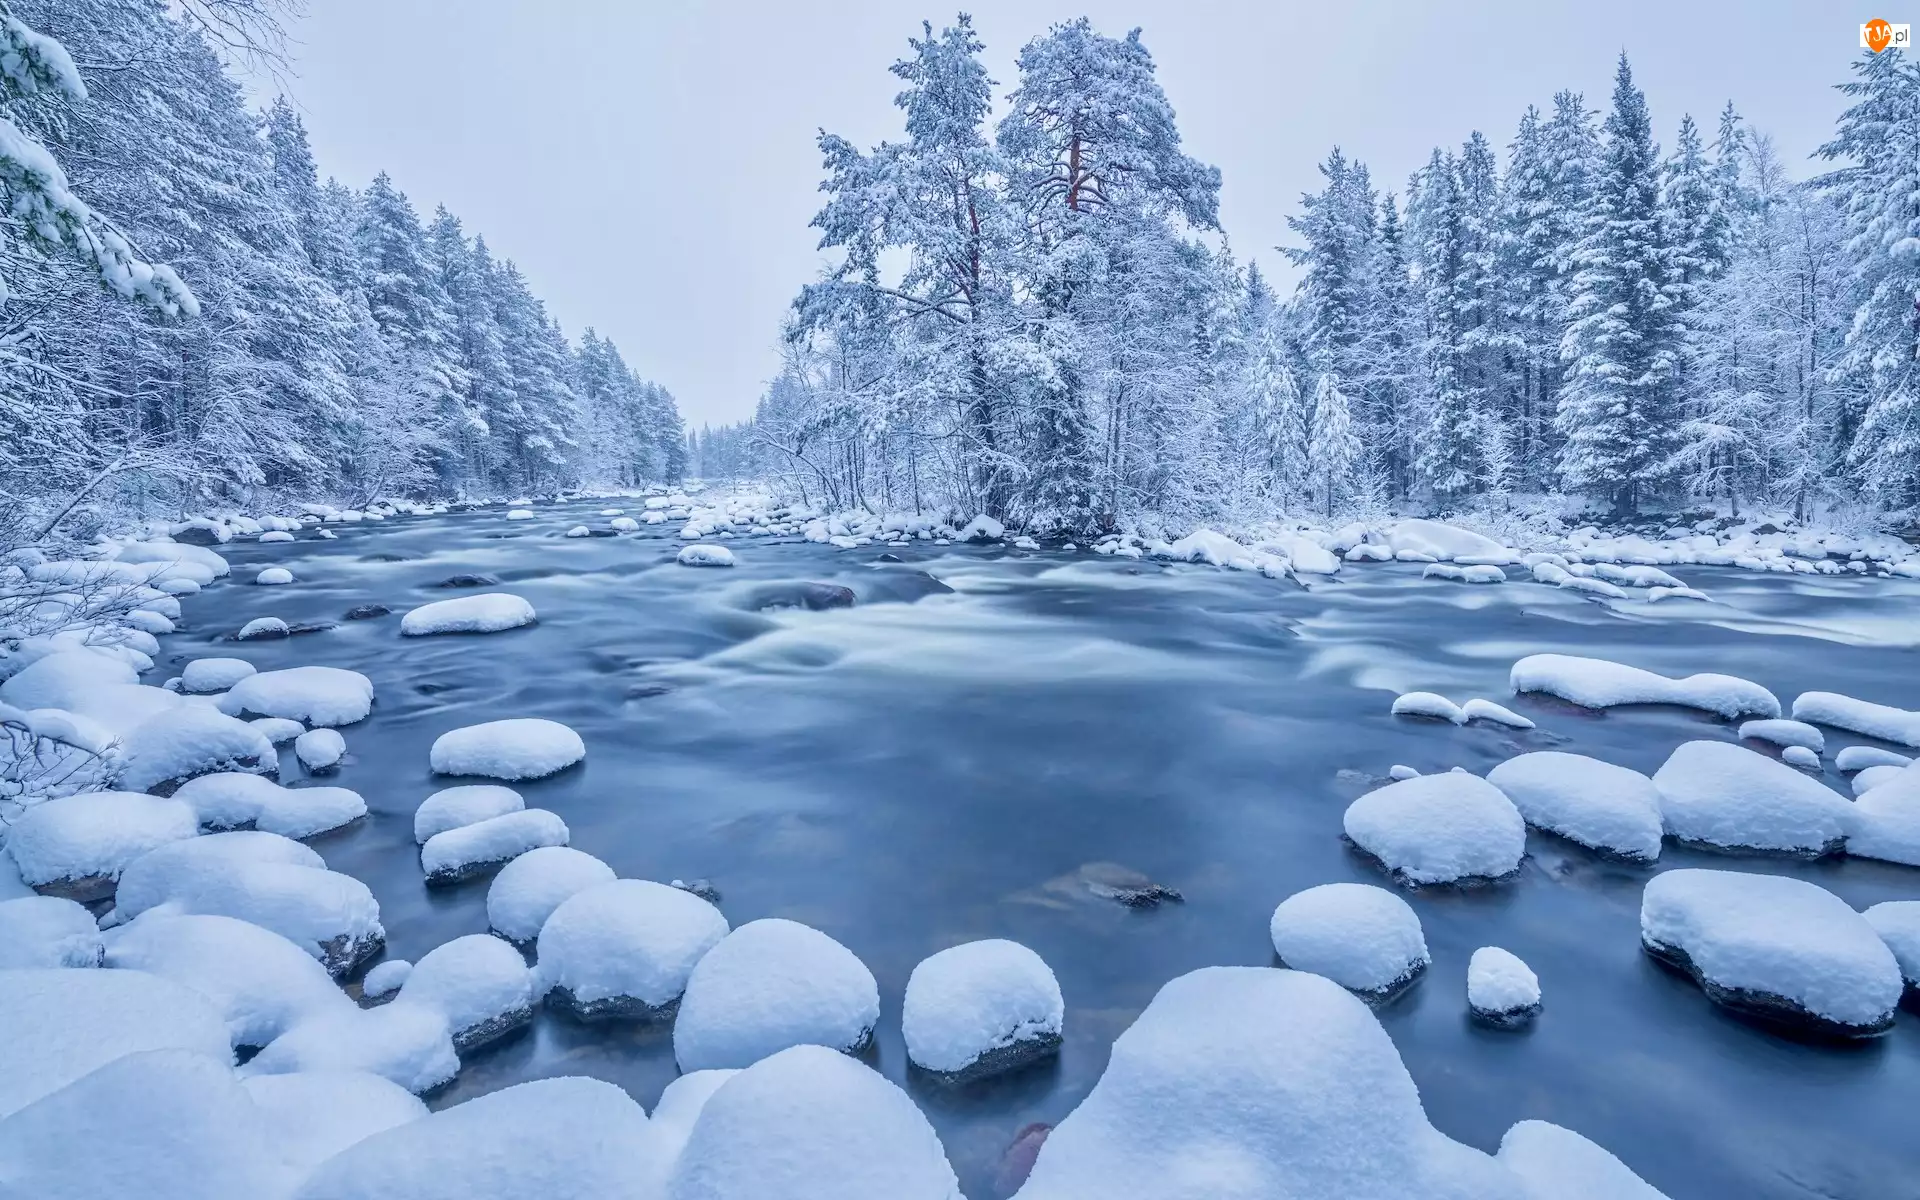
[
  {"x1": 0, "y1": 0, "x2": 685, "y2": 550},
  {"x1": 693, "y1": 18, "x2": 1920, "y2": 534}
]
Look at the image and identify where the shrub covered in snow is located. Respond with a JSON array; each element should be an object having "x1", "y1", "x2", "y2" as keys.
[
  {"x1": 429, "y1": 718, "x2": 584, "y2": 780},
  {"x1": 674, "y1": 917, "x2": 880, "y2": 1071},
  {"x1": 902, "y1": 939, "x2": 1064, "y2": 1079},
  {"x1": 1650, "y1": 741, "x2": 1851, "y2": 856},
  {"x1": 1486, "y1": 751, "x2": 1664, "y2": 863},
  {"x1": 536, "y1": 878, "x2": 729, "y2": 1019},
  {"x1": 420, "y1": 808, "x2": 569, "y2": 885},
  {"x1": 1268, "y1": 882, "x2": 1429, "y2": 999},
  {"x1": 487, "y1": 845, "x2": 616, "y2": 944},
  {"x1": 400, "y1": 593, "x2": 536, "y2": 636},
  {"x1": 1467, "y1": 946, "x2": 1540, "y2": 1027},
  {"x1": 1342, "y1": 773, "x2": 1526, "y2": 885},
  {"x1": 1510, "y1": 653, "x2": 1779, "y2": 719}
]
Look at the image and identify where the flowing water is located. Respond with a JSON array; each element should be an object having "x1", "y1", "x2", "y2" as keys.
[{"x1": 177, "y1": 500, "x2": 1920, "y2": 1198}]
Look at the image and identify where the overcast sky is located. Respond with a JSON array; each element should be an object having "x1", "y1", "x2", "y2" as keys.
[{"x1": 253, "y1": 1, "x2": 1858, "y2": 426}]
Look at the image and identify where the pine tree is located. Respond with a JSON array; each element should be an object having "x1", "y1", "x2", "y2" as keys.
[
  {"x1": 1307, "y1": 372, "x2": 1360, "y2": 516},
  {"x1": 1414, "y1": 149, "x2": 1482, "y2": 500}
]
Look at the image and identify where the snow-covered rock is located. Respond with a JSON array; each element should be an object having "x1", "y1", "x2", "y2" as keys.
[
  {"x1": 102, "y1": 911, "x2": 350, "y2": 1048},
  {"x1": 1423, "y1": 562, "x2": 1507, "y2": 584},
  {"x1": 678, "y1": 543, "x2": 737, "y2": 567},
  {"x1": 237, "y1": 616, "x2": 290, "y2": 641},
  {"x1": 1791, "y1": 691, "x2": 1920, "y2": 747},
  {"x1": 1647, "y1": 584, "x2": 1710, "y2": 602},
  {"x1": 1342, "y1": 773, "x2": 1526, "y2": 885},
  {"x1": 172, "y1": 771, "x2": 367, "y2": 837},
  {"x1": 363, "y1": 958, "x2": 412, "y2": 999},
  {"x1": 1496, "y1": 1120, "x2": 1669, "y2": 1200},
  {"x1": 400, "y1": 593, "x2": 537, "y2": 636},
  {"x1": 258, "y1": 529, "x2": 295, "y2": 543},
  {"x1": 1486, "y1": 751, "x2": 1664, "y2": 863},
  {"x1": 1852, "y1": 764, "x2": 1906, "y2": 795},
  {"x1": 5, "y1": 790, "x2": 198, "y2": 900},
  {"x1": 413, "y1": 783, "x2": 524, "y2": 843},
  {"x1": 1738, "y1": 718, "x2": 1825, "y2": 752},
  {"x1": 1849, "y1": 768, "x2": 1920, "y2": 866},
  {"x1": 1650, "y1": 741, "x2": 1851, "y2": 856},
  {"x1": 421, "y1": 808, "x2": 569, "y2": 885},
  {"x1": 487, "y1": 844, "x2": 616, "y2": 943},
  {"x1": 902, "y1": 939, "x2": 1064, "y2": 1079},
  {"x1": 506, "y1": 508, "x2": 535, "y2": 520},
  {"x1": 256, "y1": 567, "x2": 294, "y2": 586},
  {"x1": 1391, "y1": 691, "x2": 1462, "y2": 722},
  {"x1": 399, "y1": 933, "x2": 535, "y2": 1051},
  {"x1": 674, "y1": 917, "x2": 880, "y2": 1071},
  {"x1": 959, "y1": 514, "x2": 1005, "y2": 541},
  {"x1": 114, "y1": 539, "x2": 230, "y2": 580},
  {"x1": 242, "y1": 1070, "x2": 428, "y2": 1176},
  {"x1": 610, "y1": 516, "x2": 640, "y2": 532},
  {"x1": 180, "y1": 657, "x2": 256, "y2": 694},
  {"x1": 1466, "y1": 946, "x2": 1540, "y2": 1027},
  {"x1": 536, "y1": 878, "x2": 729, "y2": 1019},
  {"x1": 245, "y1": 1000, "x2": 458, "y2": 1094},
  {"x1": 0, "y1": 895, "x2": 102, "y2": 968},
  {"x1": 1268, "y1": 882, "x2": 1429, "y2": 999},
  {"x1": 117, "y1": 704, "x2": 279, "y2": 792},
  {"x1": 296, "y1": 1076, "x2": 654, "y2": 1200},
  {"x1": 1511, "y1": 653, "x2": 1779, "y2": 719},
  {"x1": 218, "y1": 666, "x2": 374, "y2": 727},
  {"x1": 666, "y1": 1045, "x2": 961, "y2": 1200},
  {"x1": 1011, "y1": 967, "x2": 1524, "y2": 1200},
  {"x1": 0, "y1": 968, "x2": 232, "y2": 1119},
  {"x1": 565, "y1": 524, "x2": 591, "y2": 538},
  {"x1": 1640, "y1": 868, "x2": 1901, "y2": 1037},
  {"x1": 295, "y1": 727, "x2": 346, "y2": 773},
  {"x1": 1781, "y1": 745, "x2": 1821, "y2": 770},
  {"x1": 1460, "y1": 698, "x2": 1534, "y2": 728},
  {"x1": 1385, "y1": 519, "x2": 1514, "y2": 563},
  {"x1": 1863, "y1": 901, "x2": 1920, "y2": 989},
  {"x1": 429, "y1": 718, "x2": 584, "y2": 780},
  {"x1": 1837, "y1": 745, "x2": 1912, "y2": 773}
]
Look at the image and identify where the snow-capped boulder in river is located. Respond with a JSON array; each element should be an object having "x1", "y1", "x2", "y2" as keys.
[
  {"x1": 236, "y1": 616, "x2": 290, "y2": 641},
  {"x1": 244, "y1": 999, "x2": 458, "y2": 1095},
  {"x1": 1268, "y1": 882, "x2": 1429, "y2": 1000},
  {"x1": 1640, "y1": 869, "x2": 1901, "y2": 1038},
  {"x1": 677, "y1": 543, "x2": 737, "y2": 567},
  {"x1": 400, "y1": 593, "x2": 536, "y2": 636},
  {"x1": 1650, "y1": 741, "x2": 1851, "y2": 856},
  {"x1": 1486, "y1": 751, "x2": 1664, "y2": 863},
  {"x1": 256, "y1": 566, "x2": 294, "y2": 586},
  {"x1": 1467, "y1": 947, "x2": 1540, "y2": 1028},
  {"x1": 241, "y1": 1070, "x2": 428, "y2": 1177},
  {"x1": 1384, "y1": 519, "x2": 1516, "y2": 564},
  {"x1": 1863, "y1": 901, "x2": 1920, "y2": 991},
  {"x1": 1496, "y1": 1120, "x2": 1670, "y2": 1200},
  {"x1": 217, "y1": 665, "x2": 374, "y2": 727},
  {"x1": 171, "y1": 771, "x2": 366, "y2": 838},
  {"x1": 1738, "y1": 718, "x2": 1825, "y2": 753},
  {"x1": 361, "y1": 959, "x2": 412, "y2": 1000},
  {"x1": 902, "y1": 939, "x2": 1064, "y2": 1081},
  {"x1": 420, "y1": 808, "x2": 569, "y2": 885},
  {"x1": 666, "y1": 1045, "x2": 961, "y2": 1200},
  {"x1": 535, "y1": 878, "x2": 729, "y2": 1020},
  {"x1": 486, "y1": 845, "x2": 616, "y2": 944},
  {"x1": 1791, "y1": 691, "x2": 1920, "y2": 747},
  {"x1": 674, "y1": 917, "x2": 880, "y2": 1071},
  {"x1": 5, "y1": 790, "x2": 198, "y2": 901},
  {"x1": 610, "y1": 516, "x2": 640, "y2": 532},
  {"x1": 398, "y1": 933, "x2": 535, "y2": 1051},
  {"x1": 0, "y1": 895, "x2": 103, "y2": 968},
  {"x1": 1510, "y1": 653, "x2": 1779, "y2": 719},
  {"x1": 1849, "y1": 767, "x2": 1920, "y2": 866},
  {"x1": 1011, "y1": 967, "x2": 1526, "y2": 1200},
  {"x1": 1342, "y1": 772, "x2": 1526, "y2": 886},
  {"x1": 115, "y1": 705, "x2": 279, "y2": 793},
  {"x1": 295, "y1": 1076, "x2": 653, "y2": 1200},
  {"x1": 179, "y1": 657, "x2": 255, "y2": 695},
  {"x1": 413, "y1": 783, "x2": 524, "y2": 843},
  {"x1": 294, "y1": 727, "x2": 346, "y2": 773},
  {"x1": 1837, "y1": 745, "x2": 1911, "y2": 773},
  {"x1": 429, "y1": 717, "x2": 584, "y2": 780}
]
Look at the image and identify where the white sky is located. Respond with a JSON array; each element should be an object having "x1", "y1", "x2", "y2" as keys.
[{"x1": 253, "y1": 0, "x2": 1860, "y2": 426}]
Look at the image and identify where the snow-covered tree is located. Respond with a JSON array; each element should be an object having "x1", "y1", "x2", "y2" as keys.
[{"x1": 1307, "y1": 371, "x2": 1360, "y2": 516}]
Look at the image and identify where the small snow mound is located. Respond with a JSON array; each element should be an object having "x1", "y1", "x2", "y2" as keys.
[
  {"x1": 0, "y1": 895, "x2": 103, "y2": 968},
  {"x1": 1781, "y1": 745, "x2": 1821, "y2": 770},
  {"x1": 245, "y1": 1000, "x2": 457, "y2": 1094},
  {"x1": 1386, "y1": 519, "x2": 1512, "y2": 563},
  {"x1": 1851, "y1": 768, "x2": 1920, "y2": 866},
  {"x1": 237, "y1": 616, "x2": 290, "y2": 640},
  {"x1": 1852, "y1": 764, "x2": 1906, "y2": 795},
  {"x1": 217, "y1": 665, "x2": 374, "y2": 726},
  {"x1": 678, "y1": 543, "x2": 737, "y2": 567},
  {"x1": 180, "y1": 657, "x2": 255, "y2": 694},
  {"x1": 363, "y1": 958, "x2": 413, "y2": 999},
  {"x1": 565, "y1": 525, "x2": 591, "y2": 538},
  {"x1": 1391, "y1": 691, "x2": 1462, "y2": 722},
  {"x1": 1497, "y1": 1120, "x2": 1669, "y2": 1200},
  {"x1": 430, "y1": 717, "x2": 584, "y2": 780},
  {"x1": 421, "y1": 808, "x2": 569, "y2": 885},
  {"x1": 400, "y1": 933, "x2": 535, "y2": 1051},
  {"x1": 256, "y1": 567, "x2": 294, "y2": 586},
  {"x1": 1863, "y1": 901, "x2": 1920, "y2": 988},
  {"x1": 258, "y1": 529, "x2": 295, "y2": 543},
  {"x1": 1423, "y1": 562, "x2": 1506, "y2": 583},
  {"x1": 1268, "y1": 882, "x2": 1428, "y2": 998},
  {"x1": 902, "y1": 939, "x2": 1064, "y2": 1078},
  {"x1": 1467, "y1": 946, "x2": 1539, "y2": 1027},
  {"x1": 242, "y1": 1070, "x2": 427, "y2": 1176},
  {"x1": 295, "y1": 727, "x2": 346, "y2": 772},
  {"x1": 1486, "y1": 751, "x2": 1664, "y2": 863},
  {"x1": 117, "y1": 705, "x2": 278, "y2": 792},
  {"x1": 1792, "y1": 691, "x2": 1920, "y2": 747},
  {"x1": 610, "y1": 516, "x2": 640, "y2": 532},
  {"x1": 506, "y1": 508, "x2": 534, "y2": 520},
  {"x1": 414, "y1": 783, "x2": 524, "y2": 843},
  {"x1": 1511, "y1": 653, "x2": 1779, "y2": 719},
  {"x1": 400, "y1": 593, "x2": 536, "y2": 636},
  {"x1": 487, "y1": 845, "x2": 616, "y2": 944},
  {"x1": 537, "y1": 878, "x2": 730, "y2": 1019},
  {"x1": 1651, "y1": 740, "x2": 1850, "y2": 855},
  {"x1": 1461, "y1": 698, "x2": 1534, "y2": 728},
  {"x1": 1837, "y1": 745, "x2": 1911, "y2": 773},
  {"x1": 674, "y1": 917, "x2": 880, "y2": 1071},
  {"x1": 1342, "y1": 773, "x2": 1526, "y2": 885},
  {"x1": 1739, "y1": 718, "x2": 1825, "y2": 752},
  {"x1": 959, "y1": 514, "x2": 1005, "y2": 541},
  {"x1": 6, "y1": 790, "x2": 198, "y2": 900}
]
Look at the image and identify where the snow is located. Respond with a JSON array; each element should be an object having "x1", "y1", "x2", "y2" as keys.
[
  {"x1": 1863, "y1": 901, "x2": 1920, "y2": 987},
  {"x1": 180, "y1": 656, "x2": 255, "y2": 694},
  {"x1": 256, "y1": 566, "x2": 294, "y2": 585},
  {"x1": 1853, "y1": 764, "x2": 1906, "y2": 795},
  {"x1": 1258, "y1": 531, "x2": 1342, "y2": 574},
  {"x1": 1392, "y1": 691, "x2": 1463, "y2": 722},
  {"x1": 113, "y1": 829, "x2": 322, "y2": 915},
  {"x1": 565, "y1": 525, "x2": 591, "y2": 537},
  {"x1": 1462, "y1": 698, "x2": 1534, "y2": 728},
  {"x1": 1838, "y1": 745, "x2": 1912, "y2": 773},
  {"x1": 1738, "y1": 718, "x2": 1824, "y2": 752},
  {"x1": 1791, "y1": 691, "x2": 1920, "y2": 747},
  {"x1": 102, "y1": 911, "x2": 350, "y2": 1048},
  {"x1": 1486, "y1": 751, "x2": 1665, "y2": 862},
  {"x1": 536, "y1": 877, "x2": 729, "y2": 1018},
  {"x1": 296, "y1": 1076, "x2": 653, "y2": 1200},
  {"x1": 1268, "y1": 882, "x2": 1429, "y2": 996},
  {"x1": 1467, "y1": 947, "x2": 1540, "y2": 1024},
  {"x1": 611, "y1": 516, "x2": 640, "y2": 532},
  {"x1": 1423, "y1": 562, "x2": 1506, "y2": 583},
  {"x1": 1388, "y1": 764, "x2": 1420, "y2": 781},
  {"x1": 0, "y1": 968, "x2": 232, "y2": 1119},
  {"x1": 399, "y1": 933, "x2": 535, "y2": 1050},
  {"x1": 0, "y1": 646, "x2": 137, "y2": 711},
  {"x1": 429, "y1": 717, "x2": 584, "y2": 780},
  {"x1": 674, "y1": 917, "x2": 880, "y2": 1071},
  {"x1": 1640, "y1": 868, "x2": 1901, "y2": 1036},
  {"x1": 666, "y1": 1044, "x2": 962, "y2": 1200},
  {"x1": 0, "y1": 1049, "x2": 297, "y2": 1200},
  {"x1": 635, "y1": 1070, "x2": 736, "y2": 1194},
  {"x1": 0, "y1": 894, "x2": 102, "y2": 967},
  {"x1": 5, "y1": 790, "x2": 197, "y2": 897},
  {"x1": 238, "y1": 616, "x2": 290, "y2": 640},
  {"x1": 1342, "y1": 772, "x2": 1526, "y2": 885},
  {"x1": 678, "y1": 543, "x2": 737, "y2": 567},
  {"x1": 295, "y1": 726, "x2": 346, "y2": 772},
  {"x1": 1647, "y1": 585, "x2": 1710, "y2": 602},
  {"x1": 400, "y1": 593, "x2": 536, "y2": 636},
  {"x1": 258, "y1": 530, "x2": 295, "y2": 543},
  {"x1": 1385, "y1": 519, "x2": 1514, "y2": 563},
  {"x1": 1511, "y1": 653, "x2": 1780, "y2": 719},
  {"x1": 506, "y1": 508, "x2": 535, "y2": 520},
  {"x1": 1496, "y1": 1120, "x2": 1669, "y2": 1200},
  {"x1": 242, "y1": 1070, "x2": 428, "y2": 1176},
  {"x1": 420, "y1": 807, "x2": 569, "y2": 885},
  {"x1": 217, "y1": 666, "x2": 375, "y2": 727},
  {"x1": 117, "y1": 703, "x2": 280, "y2": 792},
  {"x1": 1011, "y1": 967, "x2": 1523, "y2": 1200},
  {"x1": 172, "y1": 772, "x2": 367, "y2": 837},
  {"x1": 113, "y1": 539, "x2": 230, "y2": 580},
  {"x1": 251, "y1": 717, "x2": 305, "y2": 745},
  {"x1": 1650, "y1": 741, "x2": 1851, "y2": 855},
  {"x1": 959, "y1": 514, "x2": 1006, "y2": 541},
  {"x1": 1849, "y1": 767, "x2": 1920, "y2": 866},
  {"x1": 413, "y1": 783, "x2": 524, "y2": 843},
  {"x1": 486, "y1": 844, "x2": 616, "y2": 943},
  {"x1": 1781, "y1": 745, "x2": 1821, "y2": 770},
  {"x1": 363, "y1": 958, "x2": 412, "y2": 998},
  {"x1": 902, "y1": 938, "x2": 1064, "y2": 1076},
  {"x1": 245, "y1": 999, "x2": 458, "y2": 1094}
]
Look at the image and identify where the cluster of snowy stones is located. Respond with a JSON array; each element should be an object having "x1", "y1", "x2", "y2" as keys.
[{"x1": 1367, "y1": 649, "x2": 1920, "y2": 1039}]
